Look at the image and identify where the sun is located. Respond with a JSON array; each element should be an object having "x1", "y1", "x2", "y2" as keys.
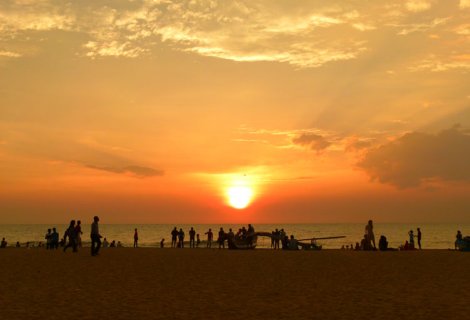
[{"x1": 227, "y1": 186, "x2": 253, "y2": 209}]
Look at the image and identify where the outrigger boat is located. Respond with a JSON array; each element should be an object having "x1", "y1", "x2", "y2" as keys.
[{"x1": 227, "y1": 231, "x2": 345, "y2": 250}]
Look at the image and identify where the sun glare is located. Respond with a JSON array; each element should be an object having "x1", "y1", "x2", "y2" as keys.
[{"x1": 227, "y1": 186, "x2": 253, "y2": 209}]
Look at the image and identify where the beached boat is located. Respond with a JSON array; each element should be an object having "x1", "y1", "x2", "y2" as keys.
[{"x1": 458, "y1": 237, "x2": 470, "y2": 251}]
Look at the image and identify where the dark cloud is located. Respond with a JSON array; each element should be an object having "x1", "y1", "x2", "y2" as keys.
[
  {"x1": 345, "y1": 138, "x2": 374, "y2": 152},
  {"x1": 292, "y1": 133, "x2": 331, "y2": 153},
  {"x1": 85, "y1": 164, "x2": 164, "y2": 178},
  {"x1": 358, "y1": 126, "x2": 470, "y2": 188}
]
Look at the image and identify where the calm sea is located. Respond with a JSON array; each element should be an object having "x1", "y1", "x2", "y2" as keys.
[{"x1": 0, "y1": 223, "x2": 468, "y2": 249}]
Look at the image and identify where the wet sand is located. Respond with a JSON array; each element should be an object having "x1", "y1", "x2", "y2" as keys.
[{"x1": 0, "y1": 248, "x2": 469, "y2": 319}]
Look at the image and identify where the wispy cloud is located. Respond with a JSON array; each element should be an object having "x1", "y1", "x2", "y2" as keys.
[{"x1": 85, "y1": 164, "x2": 164, "y2": 177}]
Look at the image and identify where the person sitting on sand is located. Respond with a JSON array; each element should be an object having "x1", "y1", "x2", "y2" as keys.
[
  {"x1": 455, "y1": 231, "x2": 463, "y2": 250},
  {"x1": 1, "y1": 238, "x2": 7, "y2": 248},
  {"x1": 110, "y1": 240, "x2": 116, "y2": 248},
  {"x1": 171, "y1": 227, "x2": 178, "y2": 248},
  {"x1": 63, "y1": 220, "x2": 78, "y2": 253},
  {"x1": 355, "y1": 242, "x2": 360, "y2": 250},
  {"x1": 189, "y1": 227, "x2": 196, "y2": 248},
  {"x1": 379, "y1": 235, "x2": 388, "y2": 251},
  {"x1": 196, "y1": 234, "x2": 201, "y2": 248},
  {"x1": 102, "y1": 238, "x2": 109, "y2": 248},
  {"x1": 218, "y1": 227, "x2": 225, "y2": 249},
  {"x1": 178, "y1": 228, "x2": 185, "y2": 248},
  {"x1": 288, "y1": 235, "x2": 299, "y2": 250},
  {"x1": 134, "y1": 228, "x2": 139, "y2": 248},
  {"x1": 403, "y1": 241, "x2": 410, "y2": 251},
  {"x1": 16, "y1": 241, "x2": 20, "y2": 248},
  {"x1": 281, "y1": 235, "x2": 289, "y2": 250},
  {"x1": 117, "y1": 241, "x2": 123, "y2": 248},
  {"x1": 205, "y1": 229, "x2": 213, "y2": 248},
  {"x1": 160, "y1": 238, "x2": 165, "y2": 248}
]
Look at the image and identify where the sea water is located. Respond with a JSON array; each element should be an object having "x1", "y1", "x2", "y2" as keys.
[{"x1": 0, "y1": 223, "x2": 468, "y2": 249}]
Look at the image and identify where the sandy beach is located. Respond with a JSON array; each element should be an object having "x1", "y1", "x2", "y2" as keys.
[{"x1": 0, "y1": 248, "x2": 469, "y2": 319}]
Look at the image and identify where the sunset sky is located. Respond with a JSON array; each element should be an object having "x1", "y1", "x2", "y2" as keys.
[{"x1": 1, "y1": 0, "x2": 470, "y2": 223}]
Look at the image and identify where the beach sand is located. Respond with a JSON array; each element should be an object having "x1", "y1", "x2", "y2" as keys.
[{"x1": 0, "y1": 248, "x2": 469, "y2": 319}]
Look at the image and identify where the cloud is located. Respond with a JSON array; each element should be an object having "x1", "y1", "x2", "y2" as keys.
[
  {"x1": 358, "y1": 126, "x2": 470, "y2": 188},
  {"x1": 85, "y1": 164, "x2": 164, "y2": 177},
  {"x1": 394, "y1": 17, "x2": 450, "y2": 35},
  {"x1": 405, "y1": 0, "x2": 433, "y2": 12},
  {"x1": 0, "y1": 50, "x2": 21, "y2": 58},
  {"x1": 461, "y1": 0, "x2": 470, "y2": 9},
  {"x1": 409, "y1": 54, "x2": 470, "y2": 72},
  {"x1": 292, "y1": 133, "x2": 331, "y2": 153}
]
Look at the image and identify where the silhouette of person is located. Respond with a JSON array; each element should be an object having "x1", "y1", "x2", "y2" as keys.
[
  {"x1": 0, "y1": 238, "x2": 7, "y2": 248},
  {"x1": 91, "y1": 216, "x2": 102, "y2": 256},
  {"x1": 75, "y1": 220, "x2": 83, "y2": 248},
  {"x1": 63, "y1": 220, "x2": 78, "y2": 252},
  {"x1": 205, "y1": 229, "x2": 213, "y2": 248},
  {"x1": 189, "y1": 227, "x2": 196, "y2": 248},
  {"x1": 379, "y1": 235, "x2": 388, "y2": 251},
  {"x1": 218, "y1": 227, "x2": 225, "y2": 249},
  {"x1": 178, "y1": 228, "x2": 185, "y2": 248},
  {"x1": 417, "y1": 228, "x2": 422, "y2": 249},
  {"x1": 45, "y1": 228, "x2": 52, "y2": 250},
  {"x1": 196, "y1": 234, "x2": 201, "y2": 248},
  {"x1": 160, "y1": 238, "x2": 165, "y2": 248},
  {"x1": 51, "y1": 228, "x2": 59, "y2": 249},
  {"x1": 16, "y1": 241, "x2": 20, "y2": 248},
  {"x1": 102, "y1": 238, "x2": 109, "y2": 248},
  {"x1": 366, "y1": 220, "x2": 376, "y2": 249},
  {"x1": 408, "y1": 230, "x2": 415, "y2": 249},
  {"x1": 134, "y1": 228, "x2": 139, "y2": 248},
  {"x1": 171, "y1": 227, "x2": 178, "y2": 248},
  {"x1": 455, "y1": 230, "x2": 463, "y2": 250}
]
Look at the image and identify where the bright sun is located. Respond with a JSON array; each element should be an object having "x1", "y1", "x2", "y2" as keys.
[{"x1": 227, "y1": 186, "x2": 253, "y2": 209}]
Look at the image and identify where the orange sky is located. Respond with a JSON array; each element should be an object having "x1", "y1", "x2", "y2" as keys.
[{"x1": 1, "y1": 0, "x2": 470, "y2": 223}]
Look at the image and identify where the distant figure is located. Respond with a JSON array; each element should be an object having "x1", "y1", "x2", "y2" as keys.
[
  {"x1": 51, "y1": 228, "x2": 59, "y2": 249},
  {"x1": 281, "y1": 235, "x2": 289, "y2": 250},
  {"x1": 1, "y1": 238, "x2": 7, "y2": 248},
  {"x1": 274, "y1": 229, "x2": 280, "y2": 250},
  {"x1": 63, "y1": 220, "x2": 78, "y2": 253},
  {"x1": 218, "y1": 227, "x2": 225, "y2": 249},
  {"x1": 117, "y1": 241, "x2": 122, "y2": 248},
  {"x1": 288, "y1": 235, "x2": 299, "y2": 250},
  {"x1": 247, "y1": 224, "x2": 255, "y2": 248},
  {"x1": 196, "y1": 234, "x2": 201, "y2": 248},
  {"x1": 189, "y1": 227, "x2": 196, "y2": 248},
  {"x1": 366, "y1": 220, "x2": 376, "y2": 249},
  {"x1": 355, "y1": 242, "x2": 360, "y2": 250},
  {"x1": 45, "y1": 229, "x2": 52, "y2": 249},
  {"x1": 178, "y1": 228, "x2": 185, "y2": 248},
  {"x1": 16, "y1": 241, "x2": 20, "y2": 248},
  {"x1": 417, "y1": 228, "x2": 422, "y2": 250},
  {"x1": 171, "y1": 227, "x2": 178, "y2": 248},
  {"x1": 379, "y1": 235, "x2": 388, "y2": 251},
  {"x1": 227, "y1": 228, "x2": 234, "y2": 247},
  {"x1": 455, "y1": 230, "x2": 463, "y2": 250},
  {"x1": 271, "y1": 230, "x2": 276, "y2": 249},
  {"x1": 350, "y1": 243, "x2": 354, "y2": 251},
  {"x1": 408, "y1": 230, "x2": 415, "y2": 249},
  {"x1": 102, "y1": 238, "x2": 109, "y2": 248},
  {"x1": 160, "y1": 238, "x2": 165, "y2": 248},
  {"x1": 133, "y1": 228, "x2": 139, "y2": 248},
  {"x1": 110, "y1": 240, "x2": 116, "y2": 248},
  {"x1": 75, "y1": 220, "x2": 83, "y2": 248},
  {"x1": 90, "y1": 216, "x2": 102, "y2": 256},
  {"x1": 403, "y1": 240, "x2": 410, "y2": 251},
  {"x1": 205, "y1": 229, "x2": 213, "y2": 248}
]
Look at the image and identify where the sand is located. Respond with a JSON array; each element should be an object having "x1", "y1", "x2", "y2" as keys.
[{"x1": 0, "y1": 248, "x2": 469, "y2": 320}]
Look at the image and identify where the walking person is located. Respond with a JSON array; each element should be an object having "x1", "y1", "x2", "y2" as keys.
[
  {"x1": 75, "y1": 220, "x2": 83, "y2": 248},
  {"x1": 205, "y1": 228, "x2": 213, "y2": 248},
  {"x1": 63, "y1": 220, "x2": 78, "y2": 253},
  {"x1": 134, "y1": 228, "x2": 138, "y2": 248},
  {"x1": 189, "y1": 227, "x2": 196, "y2": 248},
  {"x1": 91, "y1": 216, "x2": 102, "y2": 256},
  {"x1": 417, "y1": 228, "x2": 422, "y2": 249}
]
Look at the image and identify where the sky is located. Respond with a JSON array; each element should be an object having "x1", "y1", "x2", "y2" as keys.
[{"x1": 1, "y1": 0, "x2": 470, "y2": 224}]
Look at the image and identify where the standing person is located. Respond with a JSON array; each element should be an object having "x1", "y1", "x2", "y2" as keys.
[
  {"x1": 417, "y1": 228, "x2": 422, "y2": 250},
  {"x1": 75, "y1": 220, "x2": 83, "y2": 248},
  {"x1": 171, "y1": 227, "x2": 178, "y2": 248},
  {"x1": 63, "y1": 220, "x2": 77, "y2": 253},
  {"x1": 218, "y1": 227, "x2": 225, "y2": 249},
  {"x1": 274, "y1": 229, "x2": 280, "y2": 250},
  {"x1": 408, "y1": 230, "x2": 415, "y2": 249},
  {"x1": 45, "y1": 229, "x2": 52, "y2": 250},
  {"x1": 455, "y1": 230, "x2": 463, "y2": 250},
  {"x1": 205, "y1": 228, "x2": 213, "y2": 248},
  {"x1": 178, "y1": 228, "x2": 185, "y2": 248},
  {"x1": 134, "y1": 228, "x2": 139, "y2": 248},
  {"x1": 160, "y1": 238, "x2": 165, "y2": 248},
  {"x1": 90, "y1": 216, "x2": 102, "y2": 256},
  {"x1": 51, "y1": 228, "x2": 59, "y2": 249},
  {"x1": 189, "y1": 227, "x2": 196, "y2": 248},
  {"x1": 196, "y1": 234, "x2": 201, "y2": 248},
  {"x1": 366, "y1": 220, "x2": 376, "y2": 249}
]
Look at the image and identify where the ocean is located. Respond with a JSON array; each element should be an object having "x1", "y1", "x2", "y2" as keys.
[{"x1": 1, "y1": 223, "x2": 468, "y2": 249}]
